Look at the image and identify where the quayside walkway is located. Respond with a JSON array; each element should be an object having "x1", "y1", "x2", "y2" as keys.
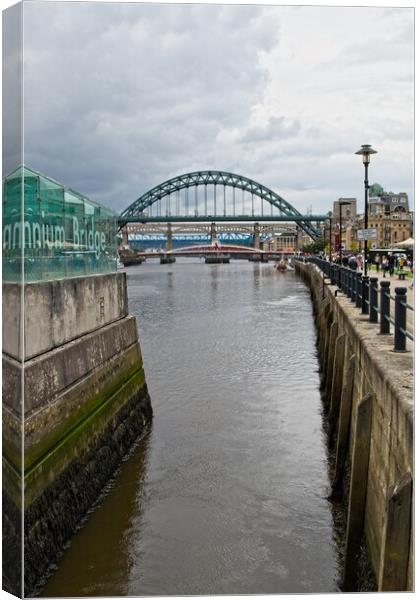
[{"x1": 312, "y1": 258, "x2": 414, "y2": 348}]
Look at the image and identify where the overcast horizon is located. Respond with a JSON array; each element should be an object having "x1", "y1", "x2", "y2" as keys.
[{"x1": 4, "y1": 2, "x2": 415, "y2": 216}]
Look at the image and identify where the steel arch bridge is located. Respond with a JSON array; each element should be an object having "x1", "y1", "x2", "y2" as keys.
[{"x1": 119, "y1": 170, "x2": 325, "y2": 239}]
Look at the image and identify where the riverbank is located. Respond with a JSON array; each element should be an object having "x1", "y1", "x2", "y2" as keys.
[{"x1": 295, "y1": 260, "x2": 413, "y2": 591}]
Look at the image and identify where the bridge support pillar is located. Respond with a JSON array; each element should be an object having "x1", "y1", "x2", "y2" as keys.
[
  {"x1": 210, "y1": 222, "x2": 217, "y2": 245},
  {"x1": 121, "y1": 226, "x2": 129, "y2": 247},
  {"x1": 166, "y1": 223, "x2": 173, "y2": 251},
  {"x1": 253, "y1": 222, "x2": 261, "y2": 250}
]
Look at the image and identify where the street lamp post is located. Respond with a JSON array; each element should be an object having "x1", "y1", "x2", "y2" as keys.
[
  {"x1": 339, "y1": 201, "x2": 351, "y2": 265},
  {"x1": 355, "y1": 144, "x2": 378, "y2": 276},
  {"x1": 337, "y1": 201, "x2": 351, "y2": 289},
  {"x1": 329, "y1": 218, "x2": 332, "y2": 262}
]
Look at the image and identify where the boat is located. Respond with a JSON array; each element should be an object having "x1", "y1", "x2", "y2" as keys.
[{"x1": 275, "y1": 259, "x2": 287, "y2": 272}]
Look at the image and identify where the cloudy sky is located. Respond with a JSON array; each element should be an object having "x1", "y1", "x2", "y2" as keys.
[{"x1": 5, "y1": 2, "x2": 415, "y2": 215}]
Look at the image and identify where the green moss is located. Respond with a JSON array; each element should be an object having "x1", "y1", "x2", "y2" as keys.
[
  {"x1": 24, "y1": 367, "x2": 146, "y2": 508},
  {"x1": 24, "y1": 347, "x2": 143, "y2": 469},
  {"x1": 2, "y1": 410, "x2": 23, "y2": 472},
  {"x1": 2, "y1": 456, "x2": 22, "y2": 509}
]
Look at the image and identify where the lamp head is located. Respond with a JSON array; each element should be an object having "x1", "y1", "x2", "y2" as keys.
[{"x1": 355, "y1": 144, "x2": 378, "y2": 165}]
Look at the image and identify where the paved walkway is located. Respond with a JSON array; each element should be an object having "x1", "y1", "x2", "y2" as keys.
[
  {"x1": 351, "y1": 267, "x2": 414, "y2": 336},
  {"x1": 367, "y1": 268, "x2": 414, "y2": 325}
]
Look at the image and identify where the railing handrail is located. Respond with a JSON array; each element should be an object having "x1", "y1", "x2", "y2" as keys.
[{"x1": 297, "y1": 256, "x2": 414, "y2": 352}]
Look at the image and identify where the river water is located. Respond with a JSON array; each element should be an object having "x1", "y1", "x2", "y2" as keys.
[{"x1": 42, "y1": 259, "x2": 339, "y2": 596}]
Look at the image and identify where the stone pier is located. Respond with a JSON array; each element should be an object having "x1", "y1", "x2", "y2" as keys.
[{"x1": 3, "y1": 272, "x2": 153, "y2": 596}]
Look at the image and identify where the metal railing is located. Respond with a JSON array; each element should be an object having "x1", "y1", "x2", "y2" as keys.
[{"x1": 301, "y1": 257, "x2": 414, "y2": 353}]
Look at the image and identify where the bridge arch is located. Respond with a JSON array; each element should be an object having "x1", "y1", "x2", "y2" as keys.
[{"x1": 120, "y1": 170, "x2": 321, "y2": 239}]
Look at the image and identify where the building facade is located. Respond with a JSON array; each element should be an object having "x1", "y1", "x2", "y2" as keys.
[
  {"x1": 263, "y1": 233, "x2": 297, "y2": 253},
  {"x1": 330, "y1": 191, "x2": 412, "y2": 252},
  {"x1": 332, "y1": 198, "x2": 357, "y2": 221}
]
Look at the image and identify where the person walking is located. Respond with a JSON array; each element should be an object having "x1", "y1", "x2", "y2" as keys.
[
  {"x1": 348, "y1": 255, "x2": 357, "y2": 270},
  {"x1": 388, "y1": 253, "x2": 395, "y2": 277},
  {"x1": 398, "y1": 255, "x2": 405, "y2": 270},
  {"x1": 408, "y1": 259, "x2": 414, "y2": 289},
  {"x1": 381, "y1": 255, "x2": 389, "y2": 278},
  {"x1": 374, "y1": 253, "x2": 381, "y2": 273}
]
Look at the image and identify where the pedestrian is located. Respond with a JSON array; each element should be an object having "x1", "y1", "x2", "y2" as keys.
[
  {"x1": 388, "y1": 253, "x2": 395, "y2": 276},
  {"x1": 381, "y1": 256, "x2": 389, "y2": 277},
  {"x1": 374, "y1": 253, "x2": 380, "y2": 273},
  {"x1": 348, "y1": 255, "x2": 357, "y2": 270},
  {"x1": 398, "y1": 255, "x2": 405, "y2": 270}
]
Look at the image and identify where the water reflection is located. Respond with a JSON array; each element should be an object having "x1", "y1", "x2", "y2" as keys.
[
  {"x1": 42, "y1": 259, "x2": 339, "y2": 596},
  {"x1": 42, "y1": 432, "x2": 152, "y2": 597}
]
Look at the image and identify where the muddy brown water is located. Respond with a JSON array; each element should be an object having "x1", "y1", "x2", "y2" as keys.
[{"x1": 41, "y1": 259, "x2": 340, "y2": 596}]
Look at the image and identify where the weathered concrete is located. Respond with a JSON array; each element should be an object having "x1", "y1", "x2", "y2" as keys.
[
  {"x1": 379, "y1": 473, "x2": 412, "y2": 591},
  {"x1": 2, "y1": 282, "x2": 23, "y2": 361},
  {"x1": 295, "y1": 261, "x2": 413, "y2": 592},
  {"x1": 332, "y1": 354, "x2": 355, "y2": 494},
  {"x1": 2, "y1": 271, "x2": 153, "y2": 596},
  {"x1": 3, "y1": 272, "x2": 128, "y2": 360},
  {"x1": 343, "y1": 393, "x2": 373, "y2": 590}
]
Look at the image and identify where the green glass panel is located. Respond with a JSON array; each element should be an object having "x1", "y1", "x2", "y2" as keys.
[
  {"x1": 2, "y1": 166, "x2": 118, "y2": 282},
  {"x1": 2, "y1": 170, "x2": 23, "y2": 283}
]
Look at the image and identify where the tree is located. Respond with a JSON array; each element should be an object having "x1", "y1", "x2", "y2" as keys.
[{"x1": 301, "y1": 239, "x2": 326, "y2": 254}]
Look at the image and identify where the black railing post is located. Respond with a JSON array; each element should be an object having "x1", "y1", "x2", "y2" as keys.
[
  {"x1": 369, "y1": 277, "x2": 378, "y2": 323},
  {"x1": 356, "y1": 273, "x2": 363, "y2": 308},
  {"x1": 394, "y1": 288, "x2": 407, "y2": 352},
  {"x1": 361, "y1": 276, "x2": 369, "y2": 315},
  {"x1": 350, "y1": 271, "x2": 356, "y2": 302},
  {"x1": 346, "y1": 269, "x2": 352, "y2": 298},
  {"x1": 343, "y1": 268, "x2": 348, "y2": 294},
  {"x1": 380, "y1": 281, "x2": 391, "y2": 335}
]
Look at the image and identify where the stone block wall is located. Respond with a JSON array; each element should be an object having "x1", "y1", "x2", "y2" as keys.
[
  {"x1": 2, "y1": 272, "x2": 152, "y2": 596},
  {"x1": 295, "y1": 261, "x2": 413, "y2": 592}
]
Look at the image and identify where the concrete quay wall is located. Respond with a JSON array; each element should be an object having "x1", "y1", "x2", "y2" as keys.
[
  {"x1": 295, "y1": 261, "x2": 413, "y2": 592},
  {"x1": 3, "y1": 272, "x2": 128, "y2": 361},
  {"x1": 2, "y1": 272, "x2": 153, "y2": 597}
]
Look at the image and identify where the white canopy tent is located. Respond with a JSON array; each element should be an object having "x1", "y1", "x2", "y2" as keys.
[{"x1": 395, "y1": 237, "x2": 414, "y2": 248}]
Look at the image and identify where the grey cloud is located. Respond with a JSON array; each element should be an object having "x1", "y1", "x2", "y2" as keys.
[
  {"x1": 241, "y1": 116, "x2": 300, "y2": 144},
  {"x1": 9, "y1": 2, "x2": 413, "y2": 218},
  {"x1": 22, "y1": 2, "x2": 280, "y2": 211},
  {"x1": 3, "y1": 3, "x2": 22, "y2": 174}
]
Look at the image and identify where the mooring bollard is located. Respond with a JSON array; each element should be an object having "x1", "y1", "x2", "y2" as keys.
[
  {"x1": 380, "y1": 280, "x2": 391, "y2": 335},
  {"x1": 369, "y1": 278, "x2": 378, "y2": 323},
  {"x1": 361, "y1": 276, "x2": 370, "y2": 315},
  {"x1": 394, "y1": 287, "x2": 407, "y2": 352},
  {"x1": 355, "y1": 273, "x2": 363, "y2": 308}
]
